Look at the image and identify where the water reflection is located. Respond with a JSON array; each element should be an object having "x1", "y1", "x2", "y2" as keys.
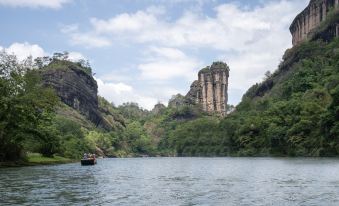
[{"x1": 1, "y1": 158, "x2": 339, "y2": 205}]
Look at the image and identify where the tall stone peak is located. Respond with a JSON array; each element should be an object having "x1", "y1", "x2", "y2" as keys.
[
  {"x1": 186, "y1": 62, "x2": 229, "y2": 116},
  {"x1": 290, "y1": 0, "x2": 339, "y2": 46},
  {"x1": 198, "y1": 62, "x2": 230, "y2": 74}
]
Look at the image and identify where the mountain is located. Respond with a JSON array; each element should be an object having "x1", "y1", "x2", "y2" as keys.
[
  {"x1": 155, "y1": 0, "x2": 339, "y2": 157},
  {"x1": 168, "y1": 62, "x2": 230, "y2": 117},
  {"x1": 40, "y1": 60, "x2": 125, "y2": 131},
  {"x1": 241, "y1": 0, "x2": 338, "y2": 103},
  {"x1": 1, "y1": 0, "x2": 337, "y2": 162},
  {"x1": 186, "y1": 62, "x2": 230, "y2": 116},
  {"x1": 290, "y1": 0, "x2": 339, "y2": 46},
  {"x1": 221, "y1": 0, "x2": 339, "y2": 156}
]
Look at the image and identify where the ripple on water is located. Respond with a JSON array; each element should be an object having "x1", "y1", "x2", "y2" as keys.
[{"x1": 1, "y1": 158, "x2": 339, "y2": 206}]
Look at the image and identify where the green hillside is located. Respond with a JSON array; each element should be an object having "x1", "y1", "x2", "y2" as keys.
[
  {"x1": 226, "y1": 38, "x2": 339, "y2": 156},
  {"x1": 0, "y1": 53, "x2": 158, "y2": 162},
  {"x1": 1, "y1": 10, "x2": 338, "y2": 163},
  {"x1": 146, "y1": 8, "x2": 339, "y2": 157}
]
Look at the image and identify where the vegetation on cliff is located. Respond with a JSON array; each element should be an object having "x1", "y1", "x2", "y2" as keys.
[
  {"x1": 158, "y1": 38, "x2": 338, "y2": 157},
  {"x1": 226, "y1": 40, "x2": 338, "y2": 156},
  {"x1": 2, "y1": 37, "x2": 338, "y2": 161},
  {"x1": 1, "y1": 8, "x2": 338, "y2": 162},
  {"x1": 1, "y1": 35, "x2": 338, "y2": 162},
  {"x1": 144, "y1": 10, "x2": 339, "y2": 157},
  {"x1": 0, "y1": 52, "x2": 157, "y2": 162}
]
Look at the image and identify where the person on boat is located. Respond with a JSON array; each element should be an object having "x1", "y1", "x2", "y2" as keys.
[{"x1": 83, "y1": 153, "x2": 88, "y2": 159}]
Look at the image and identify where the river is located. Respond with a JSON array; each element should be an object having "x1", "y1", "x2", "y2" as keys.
[{"x1": 1, "y1": 157, "x2": 339, "y2": 205}]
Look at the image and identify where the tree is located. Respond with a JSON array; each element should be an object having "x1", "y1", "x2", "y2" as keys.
[
  {"x1": 62, "y1": 51, "x2": 69, "y2": 60},
  {"x1": 34, "y1": 57, "x2": 44, "y2": 69},
  {"x1": 52, "y1": 52, "x2": 64, "y2": 60},
  {"x1": 0, "y1": 52, "x2": 58, "y2": 161},
  {"x1": 264, "y1": 71, "x2": 272, "y2": 80},
  {"x1": 42, "y1": 56, "x2": 52, "y2": 66}
]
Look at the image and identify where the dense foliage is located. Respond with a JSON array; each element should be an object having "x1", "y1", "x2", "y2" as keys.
[
  {"x1": 1, "y1": 36, "x2": 338, "y2": 162},
  {"x1": 157, "y1": 39, "x2": 339, "y2": 157},
  {"x1": 0, "y1": 52, "x2": 156, "y2": 162},
  {"x1": 0, "y1": 52, "x2": 58, "y2": 161}
]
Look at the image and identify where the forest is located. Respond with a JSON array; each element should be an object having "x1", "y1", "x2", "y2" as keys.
[{"x1": 0, "y1": 37, "x2": 338, "y2": 163}]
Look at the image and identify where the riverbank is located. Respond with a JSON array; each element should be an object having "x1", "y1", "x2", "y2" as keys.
[{"x1": 0, "y1": 153, "x2": 75, "y2": 168}]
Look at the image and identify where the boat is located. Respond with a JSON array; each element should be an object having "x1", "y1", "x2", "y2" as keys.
[{"x1": 81, "y1": 158, "x2": 97, "y2": 166}]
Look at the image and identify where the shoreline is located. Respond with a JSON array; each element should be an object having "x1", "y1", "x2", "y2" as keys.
[
  {"x1": 0, "y1": 160, "x2": 74, "y2": 168},
  {"x1": 0, "y1": 154, "x2": 76, "y2": 168},
  {"x1": 2, "y1": 155, "x2": 339, "y2": 168}
]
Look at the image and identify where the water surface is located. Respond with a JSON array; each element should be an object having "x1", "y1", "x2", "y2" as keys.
[{"x1": 1, "y1": 157, "x2": 339, "y2": 205}]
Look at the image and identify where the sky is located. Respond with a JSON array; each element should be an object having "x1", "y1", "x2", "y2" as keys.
[{"x1": 0, "y1": 0, "x2": 309, "y2": 110}]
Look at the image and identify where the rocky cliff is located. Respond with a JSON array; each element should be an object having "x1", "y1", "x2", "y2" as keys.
[
  {"x1": 186, "y1": 62, "x2": 229, "y2": 116},
  {"x1": 290, "y1": 0, "x2": 339, "y2": 46},
  {"x1": 41, "y1": 60, "x2": 114, "y2": 130},
  {"x1": 242, "y1": 0, "x2": 339, "y2": 103}
]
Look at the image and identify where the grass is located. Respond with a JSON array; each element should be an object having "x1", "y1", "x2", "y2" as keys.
[
  {"x1": 0, "y1": 153, "x2": 75, "y2": 168},
  {"x1": 26, "y1": 153, "x2": 74, "y2": 165},
  {"x1": 0, "y1": 153, "x2": 77, "y2": 168},
  {"x1": 44, "y1": 59, "x2": 92, "y2": 76},
  {"x1": 0, "y1": 152, "x2": 78, "y2": 168}
]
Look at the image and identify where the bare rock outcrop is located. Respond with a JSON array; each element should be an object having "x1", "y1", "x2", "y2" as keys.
[
  {"x1": 290, "y1": 0, "x2": 339, "y2": 46},
  {"x1": 41, "y1": 60, "x2": 113, "y2": 130},
  {"x1": 186, "y1": 62, "x2": 229, "y2": 116}
]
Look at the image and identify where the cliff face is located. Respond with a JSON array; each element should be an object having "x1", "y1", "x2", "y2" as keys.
[
  {"x1": 290, "y1": 0, "x2": 339, "y2": 46},
  {"x1": 186, "y1": 62, "x2": 229, "y2": 116},
  {"x1": 41, "y1": 60, "x2": 112, "y2": 130},
  {"x1": 242, "y1": 0, "x2": 339, "y2": 104}
]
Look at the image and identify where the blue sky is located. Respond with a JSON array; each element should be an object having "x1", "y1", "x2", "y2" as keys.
[{"x1": 0, "y1": 0, "x2": 309, "y2": 109}]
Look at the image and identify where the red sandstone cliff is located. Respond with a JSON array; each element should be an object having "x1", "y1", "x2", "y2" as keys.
[
  {"x1": 185, "y1": 62, "x2": 229, "y2": 116},
  {"x1": 290, "y1": 0, "x2": 339, "y2": 46}
]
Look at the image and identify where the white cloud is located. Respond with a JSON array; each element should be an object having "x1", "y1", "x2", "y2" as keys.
[
  {"x1": 70, "y1": 1, "x2": 305, "y2": 50},
  {"x1": 63, "y1": 0, "x2": 309, "y2": 105},
  {"x1": 61, "y1": 24, "x2": 111, "y2": 48},
  {"x1": 0, "y1": 0, "x2": 71, "y2": 9},
  {"x1": 98, "y1": 70, "x2": 133, "y2": 82},
  {"x1": 96, "y1": 78, "x2": 132, "y2": 94},
  {"x1": 96, "y1": 78, "x2": 158, "y2": 110},
  {"x1": 5, "y1": 42, "x2": 46, "y2": 61},
  {"x1": 145, "y1": 5, "x2": 166, "y2": 16},
  {"x1": 138, "y1": 47, "x2": 201, "y2": 81},
  {"x1": 148, "y1": 47, "x2": 187, "y2": 60},
  {"x1": 69, "y1": 33, "x2": 111, "y2": 48},
  {"x1": 65, "y1": 1, "x2": 307, "y2": 53},
  {"x1": 68, "y1": 51, "x2": 85, "y2": 62},
  {"x1": 90, "y1": 11, "x2": 158, "y2": 33},
  {"x1": 60, "y1": 24, "x2": 78, "y2": 33}
]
